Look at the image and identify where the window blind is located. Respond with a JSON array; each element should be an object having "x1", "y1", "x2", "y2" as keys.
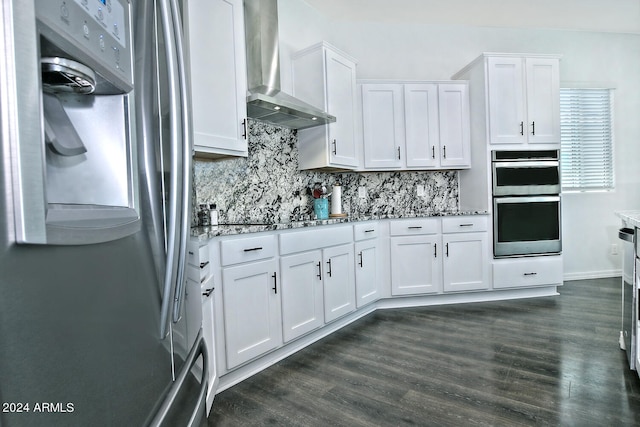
[{"x1": 560, "y1": 88, "x2": 613, "y2": 191}]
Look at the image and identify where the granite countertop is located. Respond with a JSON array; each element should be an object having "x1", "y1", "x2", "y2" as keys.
[
  {"x1": 191, "y1": 210, "x2": 489, "y2": 240},
  {"x1": 616, "y1": 210, "x2": 640, "y2": 228}
]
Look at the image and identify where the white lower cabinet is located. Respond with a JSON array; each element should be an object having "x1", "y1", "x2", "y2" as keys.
[
  {"x1": 442, "y1": 216, "x2": 490, "y2": 292},
  {"x1": 390, "y1": 218, "x2": 442, "y2": 296},
  {"x1": 221, "y1": 258, "x2": 281, "y2": 369},
  {"x1": 493, "y1": 255, "x2": 563, "y2": 289},
  {"x1": 280, "y1": 250, "x2": 324, "y2": 342},
  {"x1": 323, "y1": 243, "x2": 356, "y2": 322}
]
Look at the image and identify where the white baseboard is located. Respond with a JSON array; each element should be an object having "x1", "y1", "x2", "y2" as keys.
[{"x1": 563, "y1": 269, "x2": 621, "y2": 281}]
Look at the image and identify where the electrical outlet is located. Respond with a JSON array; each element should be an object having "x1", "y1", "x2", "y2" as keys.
[
  {"x1": 416, "y1": 185, "x2": 425, "y2": 197},
  {"x1": 358, "y1": 186, "x2": 367, "y2": 199},
  {"x1": 611, "y1": 243, "x2": 619, "y2": 255}
]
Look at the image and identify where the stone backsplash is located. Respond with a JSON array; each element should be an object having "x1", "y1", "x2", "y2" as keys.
[{"x1": 193, "y1": 120, "x2": 459, "y2": 225}]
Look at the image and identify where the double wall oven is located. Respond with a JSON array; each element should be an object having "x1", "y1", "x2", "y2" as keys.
[{"x1": 492, "y1": 150, "x2": 562, "y2": 258}]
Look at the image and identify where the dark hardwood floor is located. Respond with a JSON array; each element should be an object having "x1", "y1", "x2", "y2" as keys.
[{"x1": 208, "y1": 278, "x2": 640, "y2": 426}]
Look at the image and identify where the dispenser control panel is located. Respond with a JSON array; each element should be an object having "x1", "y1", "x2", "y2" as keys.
[{"x1": 36, "y1": 0, "x2": 133, "y2": 92}]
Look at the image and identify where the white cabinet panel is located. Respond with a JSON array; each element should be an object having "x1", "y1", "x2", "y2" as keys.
[
  {"x1": 184, "y1": 0, "x2": 248, "y2": 157},
  {"x1": 442, "y1": 233, "x2": 489, "y2": 292},
  {"x1": 391, "y1": 235, "x2": 442, "y2": 295},
  {"x1": 222, "y1": 259, "x2": 281, "y2": 369},
  {"x1": 293, "y1": 42, "x2": 359, "y2": 170},
  {"x1": 438, "y1": 83, "x2": 470, "y2": 168},
  {"x1": 361, "y1": 84, "x2": 404, "y2": 169},
  {"x1": 493, "y1": 256, "x2": 563, "y2": 289},
  {"x1": 404, "y1": 84, "x2": 439, "y2": 168},
  {"x1": 525, "y1": 58, "x2": 560, "y2": 144},
  {"x1": 323, "y1": 243, "x2": 356, "y2": 322},
  {"x1": 355, "y1": 240, "x2": 379, "y2": 308},
  {"x1": 487, "y1": 57, "x2": 526, "y2": 144},
  {"x1": 280, "y1": 251, "x2": 324, "y2": 342}
]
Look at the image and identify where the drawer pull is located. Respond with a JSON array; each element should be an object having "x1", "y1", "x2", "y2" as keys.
[
  {"x1": 188, "y1": 251, "x2": 195, "y2": 255},
  {"x1": 433, "y1": 243, "x2": 437, "y2": 258},
  {"x1": 445, "y1": 243, "x2": 449, "y2": 257},
  {"x1": 459, "y1": 223, "x2": 474, "y2": 227},
  {"x1": 408, "y1": 226, "x2": 423, "y2": 230},
  {"x1": 243, "y1": 247, "x2": 263, "y2": 252},
  {"x1": 365, "y1": 229, "x2": 375, "y2": 233},
  {"x1": 358, "y1": 251, "x2": 363, "y2": 267},
  {"x1": 202, "y1": 287, "x2": 214, "y2": 297},
  {"x1": 200, "y1": 276, "x2": 207, "y2": 284},
  {"x1": 316, "y1": 261, "x2": 322, "y2": 280},
  {"x1": 272, "y1": 272, "x2": 277, "y2": 294},
  {"x1": 199, "y1": 261, "x2": 209, "y2": 269},
  {"x1": 327, "y1": 259, "x2": 333, "y2": 277},
  {"x1": 523, "y1": 272, "x2": 537, "y2": 276}
]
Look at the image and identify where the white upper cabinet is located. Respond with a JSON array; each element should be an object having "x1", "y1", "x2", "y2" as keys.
[
  {"x1": 361, "y1": 84, "x2": 404, "y2": 169},
  {"x1": 292, "y1": 42, "x2": 359, "y2": 170},
  {"x1": 183, "y1": 0, "x2": 248, "y2": 158},
  {"x1": 359, "y1": 80, "x2": 470, "y2": 171},
  {"x1": 486, "y1": 56, "x2": 560, "y2": 145}
]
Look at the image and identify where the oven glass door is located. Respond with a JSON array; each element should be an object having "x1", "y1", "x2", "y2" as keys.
[
  {"x1": 494, "y1": 196, "x2": 562, "y2": 257},
  {"x1": 492, "y1": 161, "x2": 560, "y2": 196}
]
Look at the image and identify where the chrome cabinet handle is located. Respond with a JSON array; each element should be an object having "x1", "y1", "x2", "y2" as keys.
[
  {"x1": 327, "y1": 259, "x2": 333, "y2": 277},
  {"x1": 316, "y1": 261, "x2": 322, "y2": 280},
  {"x1": 332, "y1": 139, "x2": 337, "y2": 155}
]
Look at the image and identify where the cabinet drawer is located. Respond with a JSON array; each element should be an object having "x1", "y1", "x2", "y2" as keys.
[
  {"x1": 220, "y1": 234, "x2": 277, "y2": 266},
  {"x1": 389, "y1": 218, "x2": 440, "y2": 236},
  {"x1": 442, "y1": 216, "x2": 488, "y2": 233},
  {"x1": 493, "y1": 256, "x2": 563, "y2": 289},
  {"x1": 187, "y1": 262, "x2": 210, "y2": 284},
  {"x1": 280, "y1": 225, "x2": 352, "y2": 255},
  {"x1": 354, "y1": 222, "x2": 379, "y2": 241},
  {"x1": 187, "y1": 240, "x2": 209, "y2": 268}
]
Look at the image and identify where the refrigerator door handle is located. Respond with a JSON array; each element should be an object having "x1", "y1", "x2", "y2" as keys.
[
  {"x1": 169, "y1": 0, "x2": 192, "y2": 324},
  {"x1": 157, "y1": 0, "x2": 185, "y2": 338},
  {"x1": 147, "y1": 330, "x2": 209, "y2": 427}
]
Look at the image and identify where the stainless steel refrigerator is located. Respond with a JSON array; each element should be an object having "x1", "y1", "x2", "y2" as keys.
[{"x1": 0, "y1": 0, "x2": 207, "y2": 425}]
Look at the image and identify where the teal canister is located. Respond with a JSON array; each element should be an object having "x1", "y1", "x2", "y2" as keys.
[{"x1": 313, "y1": 198, "x2": 329, "y2": 220}]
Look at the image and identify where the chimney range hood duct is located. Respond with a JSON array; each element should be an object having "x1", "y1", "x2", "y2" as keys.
[{"x1": 244, "y1": 0, "x2": 335, "y2": 130}]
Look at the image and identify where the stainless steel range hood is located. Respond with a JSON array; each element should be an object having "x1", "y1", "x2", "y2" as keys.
[{"x1": 244, "y1": 0, "x2": 335, "y2": 130}]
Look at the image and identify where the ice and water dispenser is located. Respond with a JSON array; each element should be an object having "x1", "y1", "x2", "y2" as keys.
[{"x1": 12, "y1": 0, "x2": 139, "y2": 245}]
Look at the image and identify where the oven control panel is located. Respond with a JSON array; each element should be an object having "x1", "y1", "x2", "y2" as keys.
[{"x1": 36, "y1": 0, "x2": 133, "y2": 92}]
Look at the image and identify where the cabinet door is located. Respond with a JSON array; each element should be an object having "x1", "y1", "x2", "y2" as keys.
[
  {"x1": 354, "y1": 240, "x2": 379, "y2": 308},
  {"x1": 442, "y1": 233, "x2": 489, "y2": 292},
  {"x1": 201, "y1": 277, "x2": 218, "y2": 409},
  {"x1": 326, "y1": 49, "x2": 358, "y2": 168},
  {"x1": 362, "y1": 84, "x2": 404, "y2": 169},
  {"x1": 390, "y1": 236, "x2": 442, "y2": 295},
  {"x1": 280, "y1": 250, "x2": 324, "y2": 342},
  {"x1": 438, "y1": 83, "x2": 470, "y2": 168},
  {"x1": 525, "y1": 58, "x2": 560, "y2": 144},
  {"x1": 222, "y1": 259, "x2": 281, "y2": 369},
  {"x1": 184, "y1": 0, "x2": 248, "y2": 157},
  {"x1": 404, "y1": 84, "x2": 439, "y2": 168},
  {"x1": 323, "y1": 244, "x2": 356, "y2": 323},
  {"x1": 487, "y1": 57, "x2": 526, "y2": 144}
]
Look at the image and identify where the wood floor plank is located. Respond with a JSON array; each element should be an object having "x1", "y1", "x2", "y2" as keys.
[{"x1": 209, "y1": 278, "x2": 640, "y2": 426}]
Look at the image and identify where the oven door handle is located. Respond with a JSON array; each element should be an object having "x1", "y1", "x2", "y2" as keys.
[
  {"x1": 494, "y1": 195, "x2": 560, "y2": 204},
  {"x1": 493, "y1": 161, "x2": 559, "y2": 169}
]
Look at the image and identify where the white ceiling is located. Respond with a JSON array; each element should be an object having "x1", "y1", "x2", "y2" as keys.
[{"x1": 301, "y1": 0, "x2": 640, "y2": 34}]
